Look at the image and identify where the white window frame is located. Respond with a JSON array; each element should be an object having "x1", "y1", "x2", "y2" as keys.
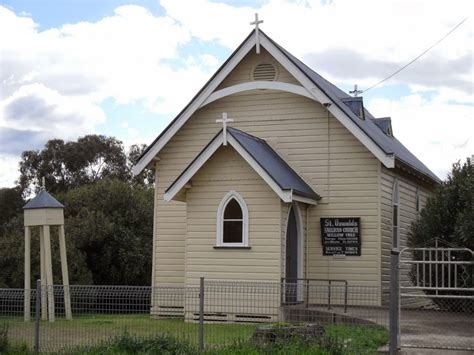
[
  {"x1": 216, "y1": 191, "x2": 249, "y2": 247},
  {"x1": 392, "y1": 179, "x2": 400, "y2": 250}
]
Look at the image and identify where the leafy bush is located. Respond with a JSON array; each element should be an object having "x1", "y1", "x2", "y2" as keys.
[
  {"x1": 65, "y1": 323, "x2": 387, "y2": 355},
  {"x1": 0, "y1": 322, "x2": 9, "y2": 352},
  {"x1": 71, "y1": 332, "x2": 198, "y2": 354},
  {"x1": 409, "y1": 158, "x2": 473, "y2": 311}
]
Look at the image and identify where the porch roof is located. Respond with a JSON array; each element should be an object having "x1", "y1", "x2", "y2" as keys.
[{"x1": 164, "y1": 127, "x2": 320, "y2": 205}]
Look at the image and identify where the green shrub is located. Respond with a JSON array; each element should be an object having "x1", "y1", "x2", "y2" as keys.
[
  {"x1": 71, "y1": 331, "x2": 198, "y2": 354},
  {"x1": 0, "y1": 322, "x2": 9, "y2": 352}
]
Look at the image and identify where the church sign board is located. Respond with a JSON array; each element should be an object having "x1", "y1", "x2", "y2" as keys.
[{"x1": 320, "y1": 218, "x2": 361, "y2": 256}]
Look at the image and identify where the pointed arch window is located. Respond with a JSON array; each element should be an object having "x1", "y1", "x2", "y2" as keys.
[{"x1": 216, "y1": 191, "x2": 249, "y2": 247}]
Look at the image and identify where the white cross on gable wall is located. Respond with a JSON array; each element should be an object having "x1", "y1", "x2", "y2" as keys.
[
  {"x1": 216, "y1": 112, "x2": 234, "y2": 146},
  {"x1": 250, "y1": 13, "x2": 263, "y2": 54}
]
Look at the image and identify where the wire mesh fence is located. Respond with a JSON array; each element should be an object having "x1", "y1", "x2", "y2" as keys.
[
  {"x1": 0, "y1": 280, "x2": 393, "y2": 353},
  {"x1": 4, "y1": 278, "x2": 470, "y2": 353}
]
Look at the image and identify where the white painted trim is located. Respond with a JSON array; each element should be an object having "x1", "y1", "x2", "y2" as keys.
[
  {"x1": 293, "y1": 203, "x2": 305, "y2": 302},
  {"x1": 132, "y1": 36, "x2": 256, "y2": 176},
  {"x1": 284, "y1": 203, "x2": 304, "y2": 302},
  {"x1": 259, "y1": 35, "x2": 395, "y2": 169},
  {"x1": 200, "y1": 81, "x2": 313, "y2": 107},
  {"x1": 292, "y1": 192, "x2": 318, "y2": 206},
  {"x1": 216, "y1": 191, "x2": 249, "y2": 247},
  {"x1": 163, "y1": 136, "x2": 223, "y2": 201}
]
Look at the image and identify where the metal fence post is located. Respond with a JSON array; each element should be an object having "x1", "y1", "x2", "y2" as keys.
[
  {"x1": 389, "y1": 249, "x2": 400, "y2": 355},
  {"x1": 305, "y1": 279, "x2": 309, "y2": 308},
  {"x1": 327, "y1": 280, "x2": 332, "y2": 310},
  {"x1": 343, "y1": 281, "x2": 348, "y2": 313},
  {"x1": 34, "y1": 279, "x2": 41, "y2": 353},
  {"x1": 199, "y1": 277, "x2": 204, "y2": 352}
]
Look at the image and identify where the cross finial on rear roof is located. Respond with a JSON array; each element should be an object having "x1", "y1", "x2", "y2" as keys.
[
  {"x1": 349, "y1": 84, "x2": 363, "y2": 97},
  {"x1": 216, "y1": 112, "x2": 234, "y2": 146},
  {"x1": 250, "y1": 13, "x2": 263, "y2": 54}
]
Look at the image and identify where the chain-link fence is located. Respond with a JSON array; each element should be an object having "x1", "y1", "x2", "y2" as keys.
[{"x1": 1, "y1": 280, "x2": 390, "y2": 353}]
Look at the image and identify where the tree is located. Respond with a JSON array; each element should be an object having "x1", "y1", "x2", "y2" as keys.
[
  {"x1": 410, "y1": 157, "x2": 473, "y2": 249},
  {"x1": 58, "y1": 179, "x2": 154, "y2": 285},
  {"x1": 128, "y1": 143, "x2": 155, "y2": 186},
  {"x1": 18, "y1": 135, "x2": 130, "y2": 196},
  {"x1": 1, "y1": 134, "x2": 155, "y2": 287},
  {"x1": 0, "y1": 187, "x2": 24, "y2": 229},
  {"x1": 409, "y1": 158, "x2": 473, "y2": 311},
  {"x1": 0, "y1": 215, "x2": 93, "y2": 288}
]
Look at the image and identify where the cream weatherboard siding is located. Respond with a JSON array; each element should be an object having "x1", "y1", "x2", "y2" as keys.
[
  {"x1": 184, "y1": 147, "x2": 282, "y2": 321},
  {"x1": 185, "y1": 146, "x2": 282, "y2": 284},
  {"x1": 153, "y1": 90, "x2": 383, "y2": 292},
  {"x1": 380, "y1": 167, "x2": 432, "y2": 304},
  {"x1": 304, "y1": 124, "x2": 382, "y2": 288},
  {"x1": 217, "y1": 47, "x2": 299, "y2": 90},
  {"x1": 150, "y1": 49, "x2": 436, "y2": 311}
]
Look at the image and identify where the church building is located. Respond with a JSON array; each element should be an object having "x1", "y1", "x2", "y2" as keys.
[{"x1": 133, "y1": 26, "x2": 439, "y2": 313}]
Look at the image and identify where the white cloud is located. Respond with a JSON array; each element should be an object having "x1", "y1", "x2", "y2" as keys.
[
  {"x1": 0, "y1": 83, "x2": 105, "y2": 135},
  {"x1": 163, "y1": 0, "x2": 472, "y2": 97},
  {"x1": 0, "y1": 155, "x2": 21, "y2": 187},
  {"x1": 368, "y1": 94, "x2": 474, "y2": 178},
  {"x1": 0, "y1": 1, "x2": 472, "y2": 187}
]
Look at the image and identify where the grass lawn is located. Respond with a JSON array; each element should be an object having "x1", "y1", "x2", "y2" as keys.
[
  {"x1": 4, "y1": 314, "x2": 258, "y2": 351},
  {"x1": 2, "y1": 315, "x2": 387, "y2": 354}
]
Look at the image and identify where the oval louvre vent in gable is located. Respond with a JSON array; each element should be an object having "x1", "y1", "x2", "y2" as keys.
[{"x1": 252, "y1": 62, "x2": 277, "y2": 81}]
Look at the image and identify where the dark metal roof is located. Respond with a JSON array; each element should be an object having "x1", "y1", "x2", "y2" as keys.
[
  {"x1": 371, "y1": 117, "x2": 393, "y2": 136},
  {"x1": 265, "y1": 32, "x2": 440, "y2": 183},
  {"x1": 227, "y1": 128, "x2": 320, "y2": 200},
  {"x1": 341, "y1": 97, "x2": 365, "y2": 120},
  {"x1": 23, "y1": 190, "x2": 64, "y2": 210}
]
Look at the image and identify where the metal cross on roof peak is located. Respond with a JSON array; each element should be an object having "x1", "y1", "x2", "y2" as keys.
[
  {"x1": 216, "y1": 112, "x2": 234, "y2": 146},
  {"x1": 41, "y1": 177, "x2": 46, "y2": 190},
  {"x1": 250, "y1": 13, "x2": 263, "y2": 54},
  {"x1": 349, "y1": 84, "x2": 363, "y2": 97}
]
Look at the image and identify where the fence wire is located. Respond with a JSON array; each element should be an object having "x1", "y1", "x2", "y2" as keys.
[{"x1": 2, "y1": 279, "x2": 470, "y2": 353}]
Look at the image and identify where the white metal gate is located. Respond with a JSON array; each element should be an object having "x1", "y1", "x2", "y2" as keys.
[{"x1": 399, "y1": 240, "x2": 473, "y2": 350}]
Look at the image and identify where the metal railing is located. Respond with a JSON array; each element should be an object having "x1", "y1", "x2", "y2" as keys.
[{"x1": 281, "y1": 278, "x2": 349, "y2": 312}]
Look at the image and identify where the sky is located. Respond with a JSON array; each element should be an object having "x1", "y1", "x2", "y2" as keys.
[{"x1": 0, "y1": 0, "x2": 472, "y2": 187}]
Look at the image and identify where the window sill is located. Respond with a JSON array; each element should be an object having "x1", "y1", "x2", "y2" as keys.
[{"x1": 213, "y1": 246, "x2": 251, "y2": 250}]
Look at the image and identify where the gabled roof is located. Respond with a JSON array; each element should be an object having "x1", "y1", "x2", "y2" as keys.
[
  {"x1": 23, "y1": 190, "x2": 64, "y2": 210},
  {"x1": 271, "y1": 39, "x2": 440, "y2": 182},
  {"x1": 165, "y1": 127, "x2": 320, "y2": 205},
  {"x1": 134, "y1": 29, "x2": 439, "y2": 184}
]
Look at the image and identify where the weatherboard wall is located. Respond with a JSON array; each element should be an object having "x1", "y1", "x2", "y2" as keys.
[
  {"x1": 380, "y1": 166, "x2": 432, "y2": 304},
  {"x1": 185, "y1": 146, "x2": 282, "y2": 284},
  {"x1": 151, "y1": 49, "x2": 399, "y2": 309},
  {"x1": 153, "y1": 93, "x2": 382, "y2": 287},
  {"x1": 216, "y1": 47, "x2": 299, "y2": 90}
]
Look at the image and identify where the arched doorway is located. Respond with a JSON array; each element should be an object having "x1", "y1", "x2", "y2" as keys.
[{"x1": 285, "y1": 204, "x2": 303, "y2": 303}]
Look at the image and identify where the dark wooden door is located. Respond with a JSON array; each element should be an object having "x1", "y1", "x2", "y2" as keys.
[{"x1": 285, "y1": 207, "x2": 298, "y2": 303}]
